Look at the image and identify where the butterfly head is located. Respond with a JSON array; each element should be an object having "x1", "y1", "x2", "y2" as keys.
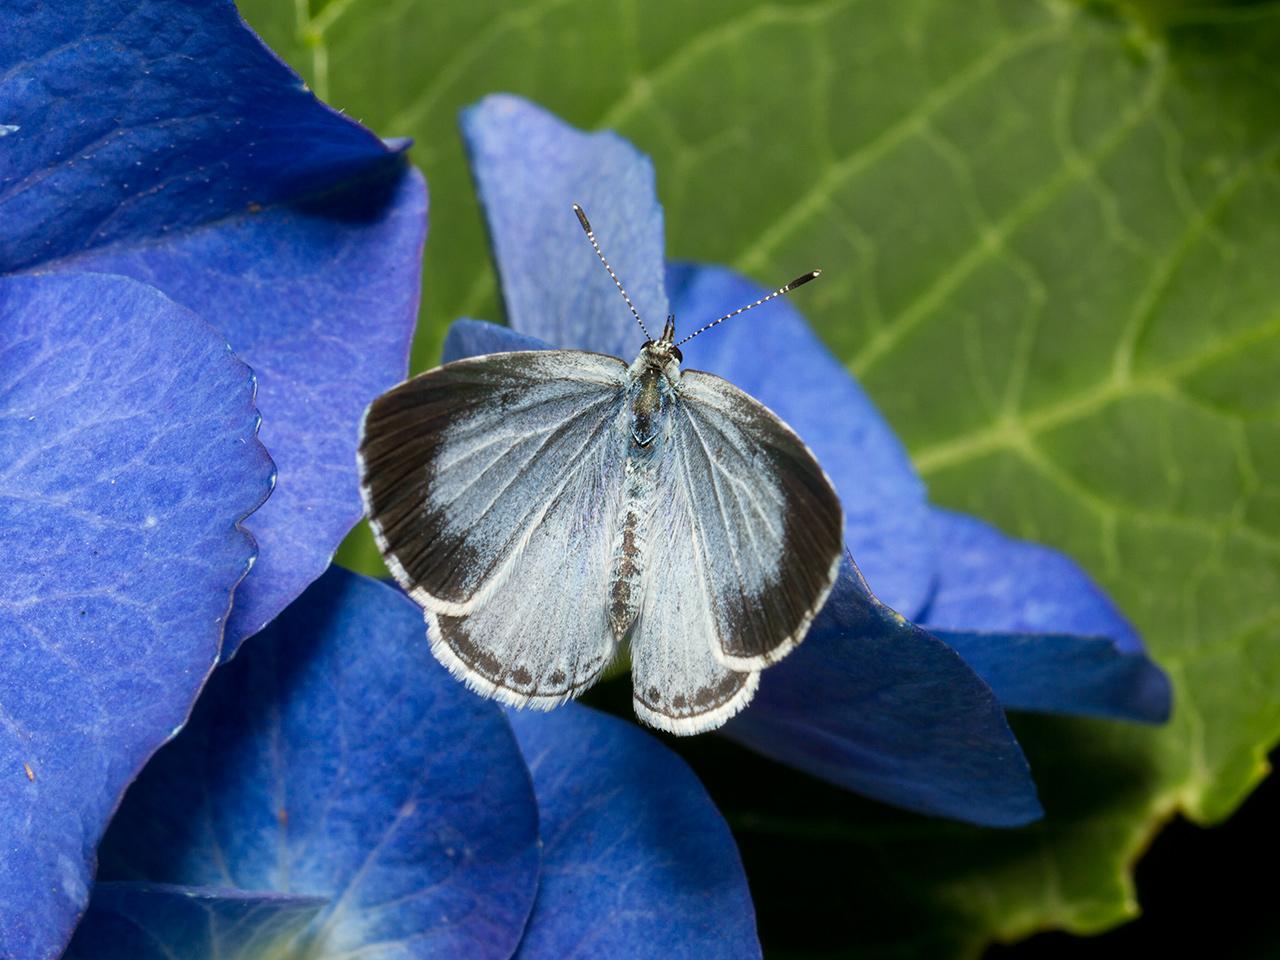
[
  {"x1": 641, "y1": 315, "x2": 684, "y2": 367},
  {"x1": 634, "y1": 315, "x2": 683, "y2": 383}
]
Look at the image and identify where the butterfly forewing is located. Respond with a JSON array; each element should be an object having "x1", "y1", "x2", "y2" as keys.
[
  {"x1": 359, "y1": 351, "x2": 629, "y2": 616},
  {"x1": 666, "y1": 371, "x2": 843, "y2": 670}
]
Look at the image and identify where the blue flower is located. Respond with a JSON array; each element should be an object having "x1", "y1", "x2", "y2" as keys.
[
  {"x1": 1, "y1": 1, "x2": 423, "y2": 954},
  {"x1": 447, "y1": 94, "x2": 1173, "y2": 827},
  {"x1": 71, "y1": 568, "x2": 763, "y2": 960}
]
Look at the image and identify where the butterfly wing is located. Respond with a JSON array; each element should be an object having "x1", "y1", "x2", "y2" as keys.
[
  {"x1": 646, "y1": 365, "x2": 844, "y2": 678},
  {"x1": 678, "y1": 369, "x2": 844, "y2": 669},
  {"x1": 359, "y1": 350, "x2": 631, "y2": 706},
  {"x1": 359, "y1": 350, "x2": 628, "y2": 612},
  {"x1": 426, "y1": 434, "x2": 629, "y2": 706},
  {"x1": 631, "y1": 487, "x2": 761, "y2": 734},
  {"x1": 629, "y1": 369, "x2": 841, "y2": 734}
]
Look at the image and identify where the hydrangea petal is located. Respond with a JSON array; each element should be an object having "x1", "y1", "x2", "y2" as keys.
[
  {"x1": 462, "y1": 94, "x2": 667, "y2": 357},
  {"x1": 0, "y1": 0, "x2": 428, "y2": 654},
  {"x1": 0, "y1": 0, "x2": 388, "y2": 268},
  {"x1": 507, "y1": 706, "x2": 761, "y2": 959},
  {"x1": 66, "y1": 885, "x2": 326, "y2": 960},
  {"x1": 68, "y1": 168, "x2": 426, "y2": 654},
  {"x1": 922, "y1": 509, "x2": 1140, "y2": 648},
  {"x1": 96, "y1": 567, "x2": 540, "y2": 960},
  {"x1": 443, "y1": 317, "x2": 551, "y2": 362},
  {"x1": 724, "y1": 560, "x2": 1043, "y2": 827},
  {"x1": 0, "y1": 272, "x2": 272, "y2": 958},
  {"x1": 933, "y1": 631, "x2": 1171, "y2": 723},
  {"x1": 922, "y1": 509, "x2": 1171, "y2": 722},
  {"x1": 666, "y1": 262, "x2": 936, "y2": 617}
]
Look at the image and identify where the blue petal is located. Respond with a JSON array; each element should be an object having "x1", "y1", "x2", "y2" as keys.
[
  {"x1": 933, "y1": 632, "x2": 1171, "y2": 723},
  {"x1": 443, "y1": 318, "x2": 552, "y2": 362},
  {"x1": 462, "y1": 94, "x2": 667, "y2": 357},
  {"x1": 0, "y1": 1, "x2": 388, "y2": 268},
  {"x1": 922, "y1": 509, "x2": 1171, "y2": 722},
  {"x1": 507, "y1": 706, "x2": 761, "y2": 959},
  {"x1": 724, "y1": 560, "x2": 1043, "y2": 827},
  {"x1": 666, "y1": 262, "x2": 936, "y2": 617},
  {"x1": 96, "y1": 567, "x2": 540, "y2": 960},
  {"x1": 0, "y1": 273, "x2": 272, "y2": 958},
  {"x1": 70, "y1": 169, "x2": 426, "y2": 656},
  {"x1": 0, "y1": 0, "x2": 428, "y2": 654},
  {"x1": 922, "y1": 509, "x2": 1140, "y2": 648},
  {"x1": 66, "y1": 885, "x2": 326, "y2": 960}
]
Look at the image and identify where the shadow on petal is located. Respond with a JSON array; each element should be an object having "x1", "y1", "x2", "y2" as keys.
[
  {"x1": 444, "y1": 318, "x2": 553, "y2": 362},
  {"x1": 724, "y1": 559, "x2": 1043, "y2": 828}
]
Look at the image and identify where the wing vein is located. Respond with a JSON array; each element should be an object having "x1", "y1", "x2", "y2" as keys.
[
  {"x1": 439, "y1": 396, "x2": 614, "y2": 538},
  {"x1": 684, "y1": 407, "x2": 780, "y2": 583},
  {"x1": 679, "y1": 406, "x2": 755, "y2": 650}
]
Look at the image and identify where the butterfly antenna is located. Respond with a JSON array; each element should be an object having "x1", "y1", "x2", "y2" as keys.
[
  {"x1": 675, "y1": 270, "x2": 821, "y2": 347},
  {"x1": 573, "y1": 203, "x2": 653, "y2": 341}
]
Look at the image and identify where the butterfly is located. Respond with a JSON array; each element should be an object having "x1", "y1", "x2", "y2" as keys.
[{"x1": 358, "y1": 205, "x2": 843, "y2": 735}]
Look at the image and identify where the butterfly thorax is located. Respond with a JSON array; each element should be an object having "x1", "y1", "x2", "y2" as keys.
[
  {"x1": 608, "y1": 343, "x2": 682, "y2": 641},
  {"x1": 626, "y1": 344, "x2": 681, "y2": 446}
]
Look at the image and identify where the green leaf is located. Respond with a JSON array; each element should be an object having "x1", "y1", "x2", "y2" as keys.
[{"x1": 236, "y1": 0, "x2": 1280, "y2": 953}]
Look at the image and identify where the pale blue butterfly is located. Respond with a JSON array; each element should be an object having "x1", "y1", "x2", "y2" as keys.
[{"x1": 358, "y1": 206, "x2": 841, "y2": 734}]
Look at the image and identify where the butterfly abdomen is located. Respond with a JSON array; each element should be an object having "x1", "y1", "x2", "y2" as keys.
[{"x1": 608, "y1": 452, "x2": 659, "y2": 641}]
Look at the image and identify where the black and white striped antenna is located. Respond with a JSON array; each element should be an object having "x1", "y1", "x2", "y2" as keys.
[
  {"x1": 573, "y1": 203, "x2": 653, "y2": 341},
  {"x1": 676, "y1": 270, "x2": 820, "y2": 346},
  {"x1": 574, "y1": 202, "x2": 820, "y2": 347}
]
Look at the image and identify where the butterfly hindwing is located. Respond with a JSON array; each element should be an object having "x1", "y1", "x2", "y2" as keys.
[{"x1": 630, "y1": 476, "x2": 762, "y2": 734}]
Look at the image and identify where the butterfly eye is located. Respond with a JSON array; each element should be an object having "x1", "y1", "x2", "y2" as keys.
[{"x1": 670, "y1": 345, "x2": 683, "y2": 363}]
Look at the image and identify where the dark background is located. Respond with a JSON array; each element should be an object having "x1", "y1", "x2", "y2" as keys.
[
  {"x1": 990, "y1": 753, "x2": 1278, "y2": 960},
  {"x1": 587, "y1": 677, "x2": 1279, "y2": 958}
]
